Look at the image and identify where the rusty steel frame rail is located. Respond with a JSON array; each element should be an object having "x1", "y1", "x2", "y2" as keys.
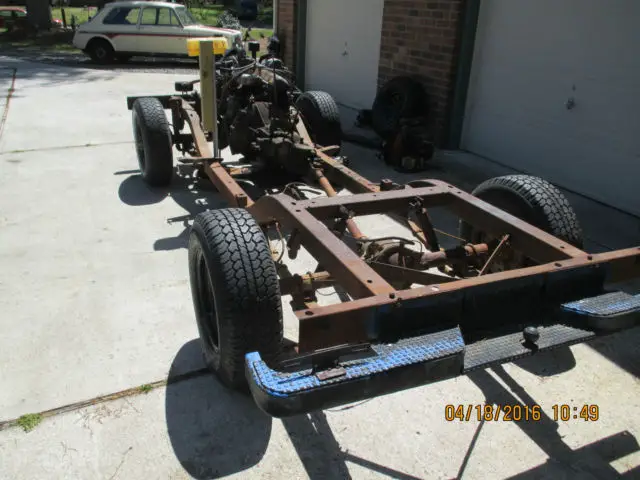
[
  {"x1": 295, "y1": 185, "x2": 585, "y2": 263},
  {"x1": 292, "y1": 247, "x2": 640, "y2": 351},
  {"x1": 170, "y1": 93, "x2": 640, "y2": 353},
  {"x1": 172, "y1": 97, "x2": 253, "y2": 208}
]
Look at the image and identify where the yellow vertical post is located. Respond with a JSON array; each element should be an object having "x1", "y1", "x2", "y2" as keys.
[{"x1": 198, "y1": 39, "x2": 220, "y2": 157}]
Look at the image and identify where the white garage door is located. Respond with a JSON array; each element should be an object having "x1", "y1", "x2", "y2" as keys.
[
  {"x1": 305, "y1": 0, "x2": 384, "y2": 110},
  {"x1": 462, "y1": 0, "x2": 640, "y2": 216}
]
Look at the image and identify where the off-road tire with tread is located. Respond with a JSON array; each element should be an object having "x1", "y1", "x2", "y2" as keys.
[
  {"x1": 132, "y1": 97, "x2": 174, "y2": 187},
  {"x1": 188, "y1": 208, "x2": 283, "y2": 390},
  {"x1": 460, "y1": 174, "x2": 583, "y2": 248},
  {"x1": 296, "y1": 91, "x2": 342, "y2": 155}
]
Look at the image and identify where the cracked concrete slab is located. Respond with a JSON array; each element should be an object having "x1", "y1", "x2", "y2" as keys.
[
  {"x1": 0, "y1": 57, "x2": 189, "y2": 153},
  {"x1": 0, "y1": 337, "x2": 638, "y2": 479}
]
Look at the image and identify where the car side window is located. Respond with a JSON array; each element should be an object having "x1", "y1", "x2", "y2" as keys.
[
  {"x1": 102, "y1": 7, "x2": 140, "y2": 25},
  {"x1": 140, "y1": 7, "x2": 158, "y2": 25},
  {"x1": 157, "y1": 8, "x2": 180, "y2": 26}
]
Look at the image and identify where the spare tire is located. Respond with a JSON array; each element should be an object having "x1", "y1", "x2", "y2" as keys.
[
  {"x1": 371, "y1": 76, "x2": 428, "y2": 139},
  {"x1": 296, "y1": 91, "x2": 342, "y2": 155},
  {"x1": 460, "y1": 175, "x2": 583, "y2": 249},
  {"x1": 459, "y1": 175, "x2": 583, "y2": 272}
]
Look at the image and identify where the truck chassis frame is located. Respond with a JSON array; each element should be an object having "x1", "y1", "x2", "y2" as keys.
[{"x1": 126, "y1": 46, "x2": 640, "y2": 418}]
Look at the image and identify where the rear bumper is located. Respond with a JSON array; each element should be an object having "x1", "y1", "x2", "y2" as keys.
[
  {"x1": 247, "y1": 328, "x2": 465, "y2": 418},
  {"x1": 246, "y1": 291, "x2": 640, "y2": 418}
]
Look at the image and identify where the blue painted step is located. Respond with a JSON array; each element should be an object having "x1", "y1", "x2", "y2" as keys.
[{"x1": 246, "y1": 291, "x2": 640, "y2": 418}]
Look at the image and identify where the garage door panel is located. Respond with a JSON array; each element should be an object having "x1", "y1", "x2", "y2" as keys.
[
  {"x1": 468, "y1": 71, "x2": 640, "y2": 159},
  {"x1": 465, "y1": 111, "x2": 638, "y2": 213},
  {"x1": 305, "y1": 0, "x2": 384, "y2": 110},
  {"x1": 463, "y1": 0, "x2": 640, "y2": 216},
  {"x1": 469, "y1": 84, "x2": 640, "y2": 155}
]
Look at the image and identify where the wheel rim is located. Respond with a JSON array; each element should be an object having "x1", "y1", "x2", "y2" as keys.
[
  {"x1": 390, "y1": 91, "x2": 403, "y2": 107},
  {"x1": 133, "y1": 119, "x2": 145, "y2": 171},
  {"x1": 95, "y1": 46, "x2": 106, "y2": 60},
  {"x1": 195, "y1": 251, "x2": 219, "y2": 351}
]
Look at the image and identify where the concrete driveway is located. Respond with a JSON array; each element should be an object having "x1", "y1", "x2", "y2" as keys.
[{"x1": 0, "y1": 56, "x2": 638, "y2": 480}]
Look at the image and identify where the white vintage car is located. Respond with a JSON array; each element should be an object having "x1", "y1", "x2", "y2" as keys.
[{"x1": 72, "y1": 1, "x2": 243, "y2": 63}]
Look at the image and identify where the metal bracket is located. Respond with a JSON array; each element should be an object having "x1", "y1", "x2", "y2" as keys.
[
  {"x1": 177, "y1": 156, "x2": 218, "y2": 165},
  {"x1": 287, "y1": 229, "x2": 302, "y2": 260},
  {"x1": 278, "y1": 343, "x2": 377, "y2": 375},
  {"x1": 380, "y1": 179, "x2": 405, "y2": 191},
  {"x1": 331, "y1": 206, "x2": 355, "y2": 237}
]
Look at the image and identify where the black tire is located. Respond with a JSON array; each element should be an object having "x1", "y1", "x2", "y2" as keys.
[
  {"x1": 87, "y1": 38, "x2": 115, "y2": 64},
  {"x1": 188, "y1": 208, "x2": 283, "y2": 390},
  {"x1": 371, "y1": 76, "x2": 428, "y2": 139},
  {"x1": 460, "y1": 175, "x2": 583, "y2": 249},
  {"x1": 296, "y1": 91, "x2": 342, "y2": 155},
  {"x1": 132, "y1": 97, "x2": 174, "y2": 187}
]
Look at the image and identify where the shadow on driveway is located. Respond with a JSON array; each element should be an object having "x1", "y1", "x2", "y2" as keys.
[
  {"x1": 165, "y1": 338, "x2": 638, "y2": 479},
  {"x1": 586, "y1": 329, "x2": 640, "y2": 379},
  {"x1": 165, "y1": 340, "x2": 273, "y2": 479},
  {"x1": 166, "y1": 340, "x2": 431, "y2": 480},
  {"x1": 2, "y1": 48, "x2": 199, "y2": 74},
  {"x1": 116, "y1": 164, "x2": 292, "y2": 251},
  {"x1": 465, "y1": 365, "x2": 639, "y2": 479},
  {"x1": 117, "y1": 167, "x2": 230, "y2": 251}
]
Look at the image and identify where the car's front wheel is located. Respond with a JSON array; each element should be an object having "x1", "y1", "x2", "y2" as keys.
[{"x1": 87, "y1": 38, "x2": 115, "y2": 64}]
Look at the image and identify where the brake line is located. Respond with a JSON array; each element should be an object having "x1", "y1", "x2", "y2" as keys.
[{"x1": 478, "y1": 234, "x2": 511, "y2": 276}]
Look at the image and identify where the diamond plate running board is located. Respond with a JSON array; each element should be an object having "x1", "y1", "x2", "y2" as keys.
[
  {"x1": 463, "y1": 324, "x2": 594, "y2": 372},
  {"x1": 246, "y1": 327, "x2": 464, "y2": 418},
  {"x1": 562, "y1": 291, "x2": 640, "y2": 330},
  {"x1": 245, "y1": 291, "x2": 639, "y2": 418}
]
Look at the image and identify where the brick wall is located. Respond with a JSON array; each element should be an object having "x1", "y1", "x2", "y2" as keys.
[
  {"x1": 378, "y1": 0, "x2": 464, "y2": 145},
  {"x1": 276, "y1": 0, "x2": 297, "y2": 70}
]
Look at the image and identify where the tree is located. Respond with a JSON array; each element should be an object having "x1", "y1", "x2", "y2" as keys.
[{"x1": 25, "y1": 0, "x2": 52, "y2": 31}]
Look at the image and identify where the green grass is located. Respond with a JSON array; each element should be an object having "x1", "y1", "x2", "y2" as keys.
[
  {"x1": 190, "y1": 6, "x2": 273, "y2": 28},
  {"x1": 138, "y1": 384, "x2": 154, "y2": 394},
  {"x1": 247, "y1": 28, "x2": 273, "y2": 40},
  {"x1": 190, "y1": 5, "x2": 224, "y2": 26},
  {"x1": 0, "y1": 29, "x2": 78, "y2": 53},
  {"x1": 51, "y1": 6, "x2": 95, "y2": 26},
  {"x1": 16, "y1": 413, "x2": 43, "y2": 433}
]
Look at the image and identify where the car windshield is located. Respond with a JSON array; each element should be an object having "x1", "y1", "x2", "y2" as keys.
[{"x1": 174, "y1": 7, "x2": 198, "y2": 26}]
